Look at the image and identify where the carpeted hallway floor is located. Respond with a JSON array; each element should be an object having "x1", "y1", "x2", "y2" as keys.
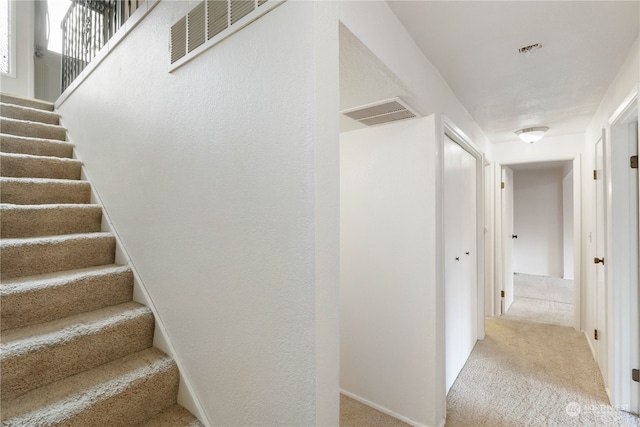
[
  {"x1": 341, "y1": 312, "x2": 640, "y2": 426},
  {"x1": 502, "y1": 273, "x2": 574, "y2": 327},
  {"x1": 445, "y1": 317, "x2": 640, "y2": 426}
]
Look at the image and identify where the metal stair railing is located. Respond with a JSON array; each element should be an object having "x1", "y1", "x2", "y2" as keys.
[{"x1": 61, "y1": 0, "x2": 143, "y2": 91}]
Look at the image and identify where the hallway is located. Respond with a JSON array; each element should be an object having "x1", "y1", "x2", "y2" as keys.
[
  {"x1": 445, "y1": 318, "x2": 640, "y2": 426},
  {"x1": 502, "y1": 273, "x2": 574, "y2": 327}
]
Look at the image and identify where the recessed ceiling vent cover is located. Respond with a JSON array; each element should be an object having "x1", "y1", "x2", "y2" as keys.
[
  {"x1": 519, "y1": 43, "x2": 542, "y2": 55},
  {"x1": 341, "y1": 98, "x2": 420, "y2": 127}
]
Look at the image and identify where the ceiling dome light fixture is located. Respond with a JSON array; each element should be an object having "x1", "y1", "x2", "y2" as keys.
[{"x1": 515, "y1": 126, "x2": 549, "y2": 144}]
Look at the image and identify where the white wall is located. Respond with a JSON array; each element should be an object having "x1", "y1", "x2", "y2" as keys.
[
  {"x1": 513, "y1": 168, "x2": 565, "y2": 277},
  {"x1": 56, "y1": 1, "x2": 340, "y2": 425},
  {"x1": 562, "y1": 169, "x2": 574, "y2": 279},
  {"x1": 492, "y1": 133, "x2": 584, "y2": 166},
  {"x1": 338, "y1": 1, "x2": 492, "y2": 160},
  {"x1": 34, "y1": 52, "x2": 61, "y2": 102},
  {"x1": 1, "y1": 0, "x2": 34, "y2": 97},
  {"x1": 340, "y1": 116, "x2": 441, "y2": 427}
]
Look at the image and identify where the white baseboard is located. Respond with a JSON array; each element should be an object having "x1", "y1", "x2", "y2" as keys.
[
  {"x1": 340, "y1": 389, "x2": 432, "y2": 427},
  {"x1": 583, "y1": 330, "x2": 596, "y2": 360}
]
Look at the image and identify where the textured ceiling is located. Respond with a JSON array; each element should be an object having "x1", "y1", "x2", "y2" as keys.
[
  {"x1": 387, "y1": 1, "x2": 639, "y2": 143},
  {"x1": 340, "y1": 1, "x2": 639, "y2": 142}
]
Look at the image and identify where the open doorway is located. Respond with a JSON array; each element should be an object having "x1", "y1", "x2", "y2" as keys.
[{"x1": 500, "y1": 161, "x2": 576, "y2": 327}]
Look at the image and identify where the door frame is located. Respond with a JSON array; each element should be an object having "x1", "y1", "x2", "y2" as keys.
[
  {"x1": 438, "y1": 116, "x2": 486, "y2": 420},
  {"x1": 490, "y1": 157, "x2": 582, "y2": 332},
  {"x1": 441, "y1": 116, "x2": 486, "y2": 340},
  {"x1": 605, "y1": 86, "x2": 639, "y2": 411},
  {"x1": 500, "y1": 165, "x2": 515, "y2": 314}
]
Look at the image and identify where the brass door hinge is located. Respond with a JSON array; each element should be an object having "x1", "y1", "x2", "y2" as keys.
[
  {"x1": 633, "y1": 369, "x2": 639, "y2": 382},
  {"x1": 631, "y1": 155, "x2": 638, "y2": 169},
  {"x1": 501, "y1": 290, "x2": 505, "y2": 298},
  {"x1": 593, "y1": 169, "x2": 597, "y2": 180},
  {"x1": 594, "y1": 329, "x2": 599, "y2": 340},
  {"x1": 501, "y1": 182, "x2": 505, "y2": 189}
]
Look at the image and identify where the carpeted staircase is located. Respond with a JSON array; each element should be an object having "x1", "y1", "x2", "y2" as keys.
[{"x1": 0, "y1": 93, "x2": 203, "y2": 426}]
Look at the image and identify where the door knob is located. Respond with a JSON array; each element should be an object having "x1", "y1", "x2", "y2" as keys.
[
  {"x1": 465, "y1": 252, "x2": 470, "y2": 255},
  {"x1": 455, "y1": 257, "x2": 460, "y2": 261},
  {"x1": 512, "y1": 234, "x2": 518, "y2": 239},
  {"x1": 594, "y1": 257, "x2": 605, "y2": 265}
]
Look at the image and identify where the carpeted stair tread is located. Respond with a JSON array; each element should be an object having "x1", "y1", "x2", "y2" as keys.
[
  {"x1": 0, "y1": 152, "x2": 82, "y2": 180},
  {"x1": 0, "y1": 177, "x2": 91, "y2": 204},
  {"x1": 1, "y1": 232, "x2": 115, "y2": 279},
  {"x1": 1, "y1": 301, "x2": 155, "y2": 400},
  {"x1": 0, "y1": 93, "x2": 54, "y2": 111},
  {"x1": 1, "y1": 264, "x2": 133, "y2": 331},
  {"x1": 0, "y1": 203, "x2": 102, "y2": 238},
  {"x1": 1, "y1": 347, "x2": 179, "y2": 426},
  {"x1": 0, "y1": 94, "x2": 202, "y2": 426},
  {"x1": 139, "y1": 404, "x2": 204, "y2": 427},
  {"x1": 1, "y1": 117, "x2": 66, "y2": 141},
  {"x1": 1, "y1": 102, "x2": 60, "y2": 125},
  {"x1": 0, "y1": 134, "x2": 74, "y2": 158}
]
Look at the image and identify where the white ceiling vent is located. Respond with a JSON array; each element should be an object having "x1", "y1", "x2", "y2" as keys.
[{"x1": 341, "y1": 98, "x2": 420, "y2": 127}]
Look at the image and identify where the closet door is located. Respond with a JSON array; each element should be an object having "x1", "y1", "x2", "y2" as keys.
[{"x1": 444, "y1": 135, "x2": 477, "y2": 394}]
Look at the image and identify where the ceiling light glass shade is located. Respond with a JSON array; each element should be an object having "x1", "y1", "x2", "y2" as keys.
[{"x1": 515, "y1": 126, "x2": 549, "y2": 144}]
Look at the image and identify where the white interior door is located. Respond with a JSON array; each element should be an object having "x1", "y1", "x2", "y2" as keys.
[
  {"x1": 444, "y1": 135, "x2": 478, "y2": 394},
  {"x1": 501, "y1": 167, "x2": 515, "y2": 312},
  {"x1": 595, "y1": 137, "x2": 607, "y2": 380}
]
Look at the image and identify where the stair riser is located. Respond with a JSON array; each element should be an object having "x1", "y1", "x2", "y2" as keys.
[
  {"x1": 0, "y1": 155, "x2": 82, "y2": 180},
  {"x1": 5, "y1": 364, "x2": 179, "y2": 427},
  {"x1": 1, "y1": 206, "x2": 102, "y2": 238},
  {"x1": 0, "y1": 180, "x2": 91, "y2": 204},
  {"x1": 0, "y1": 94, "x2": 54, "y2": 111},
  {"x1": 1, "y1": 104, "x2": 60, "y2": 125},
  {"x1": 0, "y1": 135, "x2": 74, "y2": 158},
  {"x1": 1, "y1": 118, "x2": 66, "y2": 141},
  {"x1": 1, "y1": 270, "x2": 133, "y2": 331},
  {"x1": 1, "y1": 236, "x2": 116, "y2": 279},
  {"x1": 65, "y1": 363, "x2": 178, "y2": 427},
  {"x1": 1, "y1": 312, "x2": 154, "y2": 400},
  {"x1": 0, "y1": 349, "x2": 179, "y2": 426}
]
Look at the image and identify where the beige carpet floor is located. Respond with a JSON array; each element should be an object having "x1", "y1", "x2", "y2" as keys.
[
  {"x1": 446, "y1": 318, "x2": 640, "y2": 426},
  {"x1": 340, "y1": 317, "x2": 640, "y2": 427},
  {"x1": 502, "y1": 273, "x2": 574, "y2": 327},
  {"x1": 340, "y1": 394, "x2": 411, "y2": 427}
]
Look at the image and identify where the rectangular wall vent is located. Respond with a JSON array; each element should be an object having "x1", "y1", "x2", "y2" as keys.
[
  {"x1": 188, "y1": 2, "x2": 206, "y2": 53},
  {"x1": 207, "y1": 0, "x2": 228, "y2": 40},
  {"x1": 170, "y1": 0, "x2": 285, "y2": 71},
  {"x1": 231, "y1": 0, "x2": 255, "y2": 24},
  {"x1": 170, "y1": 17, "x2": 187, "y2": 64},
  {"x1": 341, "y1": 98, "x2": 420, "y2": 127}
]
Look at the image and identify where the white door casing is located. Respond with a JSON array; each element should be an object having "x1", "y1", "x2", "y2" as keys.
[
  {"x1": 606, "y1": 89, "x2": 638, "y2": 410},
  {"x1": 631, "y1": 120, "x2": 639, "y2": 415},
  {"x1": 595, "y1": 134, "x2": 608, "y2": 382},
  {"x1": 501, "y1": 167, "x2": 515, "y2": 313}
]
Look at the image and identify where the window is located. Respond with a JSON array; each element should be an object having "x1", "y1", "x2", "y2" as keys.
[{"x1": 47, "y1": 0, "x2": 72, "y2": 54}]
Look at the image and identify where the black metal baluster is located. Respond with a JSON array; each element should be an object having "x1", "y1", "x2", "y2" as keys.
[{"x1": 61, "y1": 0, "x2": 139, "y2": 91}]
